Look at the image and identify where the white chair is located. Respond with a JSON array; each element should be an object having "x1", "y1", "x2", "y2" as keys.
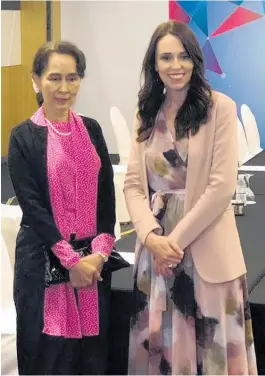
[
  {"x1": 237, "y1": 104, "x2": 263, "y2": 165},
  {"x1": 114, "y1": 214, "x2": 121, "y2": 240},
  {"x1": 1, "y1": 204, "x2": 22, "y2": 268},
  {"x1": 113, "y1": 164, "x2": 130, "y2": 223},
  {"x1": 241, "y1": 104, "x2": 263, "y2": 157},
  {"x1": 1, "y1": 234, "x2": 17, "y2": 335},
  {"x1": 110, "y1": 106, "x2": 131, "y2": 165},
  {"x1": 237, "y1": 118, "x2": 252, "y2": 166}
]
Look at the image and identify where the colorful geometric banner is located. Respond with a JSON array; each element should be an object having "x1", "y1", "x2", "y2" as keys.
[{"x1": 169, "y1": 0, "x2": 265, "y2": 162}]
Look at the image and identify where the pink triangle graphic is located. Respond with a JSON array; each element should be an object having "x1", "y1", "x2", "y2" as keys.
[
  {"x1": 211, "y1": 6, "x2": 263, "y2": 37},
  {"x1": 169, "y1": 1, "x2": 190, "y2": 23}
]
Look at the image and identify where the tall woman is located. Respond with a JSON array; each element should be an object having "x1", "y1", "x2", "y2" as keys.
[{"x1": 124, "y1": 21, "x2": 257, "y2": 375}]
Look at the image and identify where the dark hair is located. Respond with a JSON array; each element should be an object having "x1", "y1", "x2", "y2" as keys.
[
  {"x1": 137, "y1": 21, "x2": 213, "y2": 142},
  {"x1": 36, "y1": 92, "x2": 44, "y2": 107},
  {"x1": 32, "y1": 40, "x2": 86, "y2": 107}
]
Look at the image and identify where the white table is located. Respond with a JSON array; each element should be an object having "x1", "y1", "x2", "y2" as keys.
[{"x1": 238, "y1": 165, "x2": 265, "y2": 172}]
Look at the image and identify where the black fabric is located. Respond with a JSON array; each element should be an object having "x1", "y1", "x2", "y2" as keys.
[
  {"x1": 8, "y1": 123, "x2": 62, "y2": 248},
  {"x1": 251, "y1": 303, "x2": 265, "y2": 375},
  {"x1": 15, "y1": 243, "x2": 111, "y2": 376},
  {"x1": 1, "y1": 157, "x2": 15, "y2": 203},
  {"x1": 107, "y1": 290, "x2": 133, "y2": 375},
  {"x1": 8, "y1": 116, "x2": 115, "y2": 249},
  {"x1": 8, "y1": 116, "x2": 115, "y2": 375}
]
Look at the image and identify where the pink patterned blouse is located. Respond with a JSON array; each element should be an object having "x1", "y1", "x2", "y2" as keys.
[{"x1": 31, "y1": 107, "x2": 115, "y2": 338}]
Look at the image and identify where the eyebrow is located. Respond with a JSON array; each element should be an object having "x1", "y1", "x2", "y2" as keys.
[
  {"x1": 159, "y1": 51, "x2": 188, "y2": 56},
  {"x1": 47, "y1": 72, "x2": 78, "y2": 77}
]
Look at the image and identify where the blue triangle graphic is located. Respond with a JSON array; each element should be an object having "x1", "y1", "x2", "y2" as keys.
[
  {"x1": 207, "y1": 1, "x2": 238, "y2": 35},
  {"x1": 192, "y1": 1, "x2": 208, "y2": 36},
  {"x1": 229, "y1": 1, "x2": 244, "y2": 5},
  {"x1": 241, "y1": 1, "x2": 265, "y2": 15},
  {"x1": 178, "y1": 1, "x2": 202, "y2": 17},
  {"x1": 188, "y1": 20, "x2": 208, "y2": 48}
]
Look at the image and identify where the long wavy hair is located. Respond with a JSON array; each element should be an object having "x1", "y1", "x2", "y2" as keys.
[{"x1": 137, "y1": 21, "x2": 213, "y2": 142}]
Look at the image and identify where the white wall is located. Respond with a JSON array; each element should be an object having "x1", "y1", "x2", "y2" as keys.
[
  {"x1": 61, "y1": 1, "x2": 168, "y2": 153},
  {"x1": 1, "y1": 10, "x2": 21, "y2": 67}
]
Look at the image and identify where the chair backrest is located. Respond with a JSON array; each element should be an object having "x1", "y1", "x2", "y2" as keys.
[
  {"x1": 241, "y1": 104, "x2": 263, "y2": 156},
  {"x1": 110, "y1": 106, "x2": 131, "y2": 165},
  {"x1": 237, "y1": 117, "x2": 252, "y2": 166}
]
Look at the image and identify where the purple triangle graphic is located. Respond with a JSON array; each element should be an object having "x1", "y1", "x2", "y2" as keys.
[{"x1": 202, "y1": 40, "x2": 222, "y2": 74}]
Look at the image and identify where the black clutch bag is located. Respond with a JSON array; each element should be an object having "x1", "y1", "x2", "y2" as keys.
[{"x1": 44, "y1": 235, "x2": 130, "y2": 287}]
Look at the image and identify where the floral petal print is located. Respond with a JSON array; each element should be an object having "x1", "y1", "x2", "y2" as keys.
[
  {"x1": 226, "y1": 293, "x2": 238, "y2": 315},
  {"x1": 154, "y1": 156, "x2": 169, "y2": 177}
]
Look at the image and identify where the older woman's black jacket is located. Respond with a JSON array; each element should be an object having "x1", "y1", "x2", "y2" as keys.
[{"x1": 8, "y1": 116, "x2": 116, "y2": 250}]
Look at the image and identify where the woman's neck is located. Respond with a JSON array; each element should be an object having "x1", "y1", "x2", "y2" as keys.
[
  {"x1": 43, "y1": 105, "x2": 69, "y2": 122},
  {"x1": 163, "y1": 87, "x2": 188, "y2": 112}
]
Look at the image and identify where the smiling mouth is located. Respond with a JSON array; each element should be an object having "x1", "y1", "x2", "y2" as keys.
[
  {"x1": 55, "y1": 98, "x2": 70, "y2": 102},
  {"x1": 168, "y1": 73, "x2": 185, "y2": 79}
]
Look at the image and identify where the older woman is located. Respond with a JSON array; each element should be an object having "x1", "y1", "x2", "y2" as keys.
[{"x1": 8, "y1": 41, "x2": 115, "y2": 375}]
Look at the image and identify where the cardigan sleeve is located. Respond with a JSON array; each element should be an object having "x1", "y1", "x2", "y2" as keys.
[
  {"x1": 123, "y1": 112, "x2": 163, "y2": 244},
  {"x1": 8, "y1": 125, "x2": 64, "y2": 249},
  {"x1": 88, "y1": 120, "x2": 116, "y2": 256}
]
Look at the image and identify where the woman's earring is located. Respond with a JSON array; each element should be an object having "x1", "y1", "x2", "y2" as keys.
[
  {"x1": 163, "y1": 87, "x2": 166, "y2": 94},
  {"x1": 32, "y1": 78, "x2": 39, "y2": 93}
]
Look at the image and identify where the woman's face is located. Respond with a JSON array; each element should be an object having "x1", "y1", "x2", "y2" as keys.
[
  {"x1": 155, "y1": 34, "x2": 194, "y2": 92},
  {"x1": 33, "y1": 52, "x2": 81, "y2": 114}
]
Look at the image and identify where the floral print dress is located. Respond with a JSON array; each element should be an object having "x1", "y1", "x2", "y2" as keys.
[{"x1": 128, "y1": 111, "x2": 257, "y2": 375}]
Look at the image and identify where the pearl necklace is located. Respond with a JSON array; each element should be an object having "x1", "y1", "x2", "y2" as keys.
[{"x1": 45, "y1": 118, "x2": 72, "y2": 136}]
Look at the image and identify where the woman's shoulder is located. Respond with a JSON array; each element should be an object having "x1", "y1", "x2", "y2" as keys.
[
  {"x1": 79, "y1": 115, "x2": 103, "y2": 135},
  {"x1": 11, "y1": 118, "x2": 45, "y2": 138},
  {"x1": 10, "y1": 119, "x2": 48, "y2": 156},
  {"x1": 211, "y1": 90, "x2": 236, "y2": 109},
  {"x1": 11, "y1": 119, "x2": 35, "y2": 139}
]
